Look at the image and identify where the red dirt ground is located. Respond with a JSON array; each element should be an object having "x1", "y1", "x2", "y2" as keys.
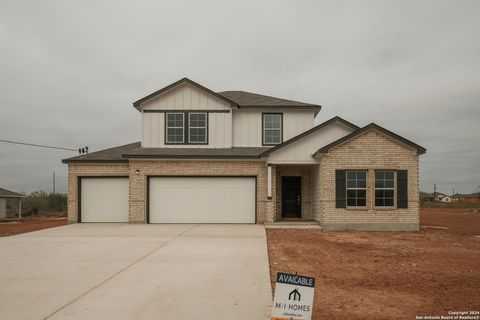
[
  {"x1": 266, "y1": 208, "x2": 480, "y2": 320},
  {"x1": 0, "y1": 216, "x2": 67, "y2": 237}
]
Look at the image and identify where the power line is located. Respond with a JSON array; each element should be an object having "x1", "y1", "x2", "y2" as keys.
[{"x1": 0, "y1": 139, "x2": 78, "y2": 152}]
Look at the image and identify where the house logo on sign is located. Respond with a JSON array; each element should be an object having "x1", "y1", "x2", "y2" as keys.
[
  {"x1": 271, "y1": 272, "x2": 315, "y2": 320},
  {"x1": 289, "y1": 289, "x2": 301, "y2": 301}
]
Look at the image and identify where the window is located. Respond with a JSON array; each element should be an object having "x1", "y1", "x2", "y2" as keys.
[
  {"x1": 263, "y1": 113, "x2": 282, "y2": 145},
  {"x1": 166, "y1": 113, "x2": 184, "y2": 143},
  {"x1": 346, "y1": 171, "x2": 367, "y2": 207},
  {"x1": 165, "y1": 112, "x2": 208, "y2": 144},
  {"x1": 375, "y1": 171, "x2": 395, "y2": 206},
  {"x1": 188, "y1": 113, "x2": 207, "y2": 143}
]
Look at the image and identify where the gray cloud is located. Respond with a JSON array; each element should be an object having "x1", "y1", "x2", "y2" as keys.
[{"x1": 1, "y1": 0, "x2": 479, "y2": 194}]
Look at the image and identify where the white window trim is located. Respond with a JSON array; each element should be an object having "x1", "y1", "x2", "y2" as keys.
[
  {"x1": 346, "y1": 170, "x2": 367, "y2": 208},
  {"x1": 263, "y1": 114, "x2": 282, "y2": 145},
  {"x1": 188, "y1": 112, "x2": 207, "y2": 144},
  {"x1": 166, "y1": 113, "x2": 185, "y2": 144},
  {"x1": 374, "y1": 170, "x2": 397, "y2": 208}
]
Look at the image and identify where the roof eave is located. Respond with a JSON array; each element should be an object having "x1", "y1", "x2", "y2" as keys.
[
  {"x1": 132, "y1": 77, "x2": 238, "y2": 111},
  {"x1": 62, "y1": 159, "x2": 129, "y2": 164},
  {"x1": 312, "y1": 123, "x2": 427, "y2": 157},
  {"x1": 122, "y1": 154, "x2": 262, "y2": 160}
]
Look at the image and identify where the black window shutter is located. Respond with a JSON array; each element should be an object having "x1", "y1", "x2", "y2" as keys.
[
  {"x1": 397, "y1": 170, "x2": 408, "y2": 208},
  {"x1": 335, "y1": 170, "x2": 346, "y2": 208}
]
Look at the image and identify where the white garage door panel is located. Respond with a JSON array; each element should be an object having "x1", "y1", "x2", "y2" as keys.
[
  {"x1": 81, "y1": 178, "x2": 129, "y2": 222},
  {"x1": 149, "y1": 177, "x2": 255, "y2": 223}
]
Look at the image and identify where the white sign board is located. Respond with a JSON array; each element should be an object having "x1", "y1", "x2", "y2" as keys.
[{"x1": 271, "y1": 272, "x2": 315, "y2": 320}]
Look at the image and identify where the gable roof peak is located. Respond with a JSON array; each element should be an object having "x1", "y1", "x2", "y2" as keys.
[
  {"x1": 132, "y1": 77, "x2": 238, "y2": 110},
  {"x1": 261, "y1": 116, "x2": 359, "y2": 156},
  {"x1": 313, "y1": 122, "x2": 427, "y2": 156}
]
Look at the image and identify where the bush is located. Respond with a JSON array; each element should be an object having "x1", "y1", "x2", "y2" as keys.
[{"x1": 7, "y1": 191, "x2": 67, "y2": 216}]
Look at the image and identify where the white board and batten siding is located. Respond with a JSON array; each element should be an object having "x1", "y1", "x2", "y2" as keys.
[
  {"x1": 232, "y1": 110, "x2": 315, "y2": 147},
  {"x1": 141, "y1": 83, "x2": 232, "y2": 148},
  {"x1": 268, "y1": 121, "x2": 356, "y2": 164},
  {"x1": 140, "y1": 83, "x2": 230, "y2": 111}
]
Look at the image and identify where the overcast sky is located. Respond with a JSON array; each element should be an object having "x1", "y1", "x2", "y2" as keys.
[{"x1": 1, "y1": 0, "x2": 479, "y2": 195}]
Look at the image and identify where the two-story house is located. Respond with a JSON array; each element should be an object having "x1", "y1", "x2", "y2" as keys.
[{"x1": 63, "y1": 78, "x2": 426, "y2": 231}]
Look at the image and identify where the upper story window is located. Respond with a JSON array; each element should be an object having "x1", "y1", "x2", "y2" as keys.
[
  {"x1": 263, "y1": 113, "x2": 282, "y2": 145},
  {"x1": 346, "y1": 171, "x2": 367, "y2": 207},
  {"x1": 375, "y1": 171, "x2": 395, "y2": 207},
  {"x1": 165, "y1": 112, "x2": 208, "y2": 144},
  {"x1": 188, "y1": 113, "x2": 207, "y2": 143},
  {"x1": 166, "y1": 113, "x2": 185, "y2": 143}
]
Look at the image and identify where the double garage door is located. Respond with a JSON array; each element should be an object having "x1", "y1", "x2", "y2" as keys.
[{"x1": 79, "y1": 177, "x2": 255, "y2": 223}]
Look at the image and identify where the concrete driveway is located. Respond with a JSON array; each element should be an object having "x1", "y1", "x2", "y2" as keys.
[{"x1": 0, "y1": 224, "x2": 272, "y2": 320}]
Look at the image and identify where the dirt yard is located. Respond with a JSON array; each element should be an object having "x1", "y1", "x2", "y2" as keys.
[
  {"x1": 267, "y1": 208, "x2": 480, "y2": 320},
  {"x1": 0, "y1": 216, "x2": 67, "y2": 237}
]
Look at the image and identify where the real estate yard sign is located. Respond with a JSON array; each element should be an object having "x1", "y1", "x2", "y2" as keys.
[{"x1": 271, "y1": 272, "x2": 315, "y2": 320}]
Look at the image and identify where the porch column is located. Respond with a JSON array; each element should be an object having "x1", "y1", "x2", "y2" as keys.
[
  {"x1": 18, "y1": 198, "x2": 22, "y2": 219},
  {"x1": 267, "y1": 165, "x2": 272, "y2": 199}
]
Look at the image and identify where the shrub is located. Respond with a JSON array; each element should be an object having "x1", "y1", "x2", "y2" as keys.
[{"x1": 6, "y1": 191, "x2": 67, "y2": 216}]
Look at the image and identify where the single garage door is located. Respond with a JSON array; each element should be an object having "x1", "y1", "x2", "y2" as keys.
[
  {"x1": 149, "y1": 177, "x2": 256, "y2": 223},
  {"x1": 80, "y1": 177, "x2": 129, "y2": 222}
]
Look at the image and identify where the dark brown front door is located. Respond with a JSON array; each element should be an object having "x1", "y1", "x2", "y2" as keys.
[{"x1": 282, "y1": 176, "x2": 301, "y2": 218}]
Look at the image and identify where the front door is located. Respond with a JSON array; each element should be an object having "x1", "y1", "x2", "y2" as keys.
[{"x1": 282, "y1": 176, "x2": 301, "y2": 218}]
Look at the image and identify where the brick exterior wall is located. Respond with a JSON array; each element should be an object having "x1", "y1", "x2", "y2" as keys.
[
  {"x1": 128, "y1": 160, "x2": 271, "y2": 223},
  {"x1": 274, "y1": 165, "x2": 313, "y2": 220},
  {"x1": 317, "y1": 129, "x2": 420, "y2": 231},
  {"x1": 66, "y1": 130, "x2": 421, "y2": 230},
  {"x1": 68, "y1": 160, "x2": 273, "y2": 224},
  {"x1": 67, "y1": 163, "x2": 129, "y2": 223}
]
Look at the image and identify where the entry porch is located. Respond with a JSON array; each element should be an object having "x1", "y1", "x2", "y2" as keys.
[{"x1": 266, "y1": 164, "x2": 320, "y2": 223}]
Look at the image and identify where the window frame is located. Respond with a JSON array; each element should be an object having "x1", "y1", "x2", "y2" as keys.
[
  {"x1": 345, "y1": 170, "x2": 367, "y2": 208},
  {"x1": 164, "y1": 112, "x2": 208, "y2": 145},
  {"x1": 374, "y1": 170, "x2": 396, "y2": 208},
  {"x1": 165, "y1": 112, "x2": 185, "y2": 144},
  {"x1": 188, "y1": 112, "x2": 208, "y2": 144},
  {"x1": 262, "y1": 113, "x2": 283, "y2": 146}
]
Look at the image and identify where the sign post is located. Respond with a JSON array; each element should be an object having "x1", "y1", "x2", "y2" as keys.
[{"x1": 271, "y1": 272, "x2": 315, "y2": 320}]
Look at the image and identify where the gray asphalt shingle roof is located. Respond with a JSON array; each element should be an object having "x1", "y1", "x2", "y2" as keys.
[
  {"x1": 0, "y1": 188, "x2": 24, "y2": 198},
  {"x1": 123, "y1": 147, "x2": 270, "y2": 159},
  {"x1": 62, "y1": 143, "x2": 270, "y2": 163},
  {"x1": 132, "y1": 77, "x2": 321, "y2": 112},
  {"x1": 218, "y1": 91, "x2": 320, "y2": 108},
  {"x1": 62, "y1": 142, "x2": 140, "y2": 163}
]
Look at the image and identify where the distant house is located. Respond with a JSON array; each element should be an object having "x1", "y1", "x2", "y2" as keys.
[
  {"x1": 436, "y1": 193, "x2": 452, "y2": 203},
  {"x1": 422, "y1": 192, "x2": 452, "y2": 203},
  {"x1": 440, "y1": 196, "x2": 452, "y2": 203},
  {"x1": 0, "y1": 188, "x2": 24, "y2": 219}
]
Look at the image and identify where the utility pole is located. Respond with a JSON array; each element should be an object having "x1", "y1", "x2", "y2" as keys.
[
  {"x1": 434, "y1": 184, "x2": 437, "y2": 201},
  {"x1": 53, "y1": 172, "x2": 56, "y2": 194}
]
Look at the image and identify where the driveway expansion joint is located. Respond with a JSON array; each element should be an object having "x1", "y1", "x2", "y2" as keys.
[{"x1": 42, "y1": 224, "x2": 198, "y2": 320}]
